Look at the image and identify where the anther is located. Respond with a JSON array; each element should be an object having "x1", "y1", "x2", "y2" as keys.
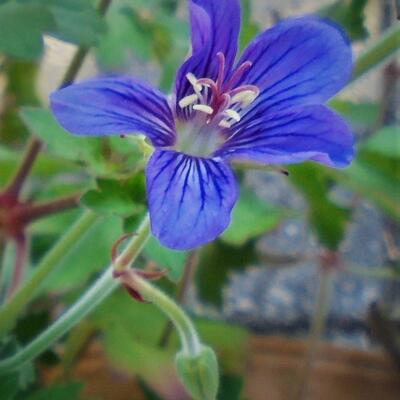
[
  {"x1": 193, "y1": 104, "x2": 214, "y2": 115},
  {"x1": 231, "y1": 89, "x2": 259, "y2": 107},
  {"x1": 186, "y1": 73, "x2": 202, "y2": 92},
  {"x1": 224, "y1": 109, "x2": 241, "y2": 122},
  {"x1": 218, "y1": 120, "x2": 233, "y2": 129},
  {"x1": 179, "y1": 94, "x2": 199, "y2": 108}
]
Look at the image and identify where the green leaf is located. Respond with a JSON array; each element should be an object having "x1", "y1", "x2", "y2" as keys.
[
  {"x1": 81, "y1": 175, "x2": 146, "y2": 216},
  {"x1": 330, "y1": 99, "x2": 379, "y2": 127},
  {"x1": 289, "y1": 163, "x2": 351, "y2": 250},
  {"x1": 20, "y1": 107, "x2": 104, "y2": 170},
  {"x1": 239, "y1": 0, "x2": 260, "y2": 50},
  {"x1": 362, "y1": 126, "x2": 400, "y2": 158},
  {"x1": 25, "y1": 382, "x2": 84, "y2": 400},
  {"x1": 144, "y1": 237, "x2": 188, "y2": 282},
  {"x1": 0, "y1": 3, "x2": 55, "y2": 60},
  {"x1": 222, "y1": 189, "x2": 284, "y2": 246},
  {"x1": 328, "y1": 156, "x2": 400, "y2": 219},
  {"x1": 319, "y1": 0, "x2": 368, "y2": 41},
  {"x1": 197, "y1": 241, "x2": 258, "y2": 306},
  {"x1": 0, "y1": 372, "x2": 19, "y2": 400},
  {"x1": 18, "y1": 0, "x2": 106, "y2": 46},
  {"x1": 42, "y1": 215, "x2": 123, "y2": 291}
]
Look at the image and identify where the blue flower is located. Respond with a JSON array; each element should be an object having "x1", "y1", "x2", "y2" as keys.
[{"x1": 50, "y1": 0, "x2": 354, "y2": 250}]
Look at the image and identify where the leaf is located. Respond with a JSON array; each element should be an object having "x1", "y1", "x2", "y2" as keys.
[
  {"x1": 329, "y1": 156, "x2": 400, "y2": 219},
  {"x1": 288, "y1": 163, "x2": 351, "y2": 250},
  {"x1": 25, "y1": 382, "x2": 84, "y2": 400},
  {"x1": 197, "y1": 241, "x2": 258, "y2": 306},
  {"x1": 144, "y1": 237, "x2": 189, "y2": 282},
  {"x1": 239, "y1": 0, "x2": 260, "y2": 50},
  {"x1": 0, "y1": 372, "x2": 19, "y2": 400},
  {"x1": 330, "y1": 99, "x2": 379, "y2": 127},
  {"x1": 42, "y1": 215, "x2": 123, "y2": 291},
  {"x1": 0, "y1": 3, "x2": 55, "y2": 60},
  {"x1": 362, "y1": 126, "x2": 400, "y2": 158},
  {"x1": 18, "y1": 0, "x2": 106, "y2": 46},
  {"x1": 81, "y1": 175, "x2": 146, "y2": 216},
  {"x1": 20, "y1": 107, "x2": 104, "y2": 169},
  {"x1": 221, "y1": 189, "x2": 284, "y2": 246},
  {"x1": 319, "y1": 0, "x2": 369, "y2": 41}
]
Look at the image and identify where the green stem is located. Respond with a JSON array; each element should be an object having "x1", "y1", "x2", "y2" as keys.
[
  {"x1": 133, "y1": 274, "x2": 201, "y2": 356},
  {"x1": 351, "y1": 24, "x2": 400, "y2": 83},
  {"x1": 297, "y1": 269, "x2": 333, "y2": 400},
  {"x1": 0, "y1": 211, "x2": 98, "y2": 337},
  {"x1": 0, "y1": 214, "x2": 151, "y2": 373}
]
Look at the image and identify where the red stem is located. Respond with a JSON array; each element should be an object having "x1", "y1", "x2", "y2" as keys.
[
  {"x1": 16, "y1": 194, "x2": 81, "y2": 224},
  {"x1": 3, "y1": 138, "x2": 42, "y2": 200}
]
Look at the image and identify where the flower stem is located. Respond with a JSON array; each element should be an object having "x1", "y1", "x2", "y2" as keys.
[
  {"x1": 0, "y1": 210, "x2": 98, "y2": 337},
  {"x1": 133, "y1": 274, "x2": 202, "y2": 356},
  {"x1": 351, "y1": 24, "x2": 400, "y2": 83},
  {"x1": 158, "y1": 251, "x2": 199, "y2": 348},
  {"x1": 0, "y1": 214, "x2": 151, "y2": 373},
  {"x1": 297, "y1": 268, "x2": 333, "y2": 400}
]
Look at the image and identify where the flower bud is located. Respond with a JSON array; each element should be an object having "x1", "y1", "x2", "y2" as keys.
[{"x1": 175, "y1": 345, "x2": 219, "y2": 400}]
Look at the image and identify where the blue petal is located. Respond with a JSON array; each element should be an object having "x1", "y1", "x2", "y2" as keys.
[
  {"x1": 217, "y1": 105, "x2": 355, "y2": 168},
  {"x1": 146, "y1": 150, "x2": 238, "y2": 250},
  {"x1": 175, "y1": 0, "x2": 241, "y2": 119},
  {"x1": 50, "y1": 76, "x2": 176, "y2": 147},
  {"x1": 235, "y1": 17, "x2": 352, "y2": 125}
]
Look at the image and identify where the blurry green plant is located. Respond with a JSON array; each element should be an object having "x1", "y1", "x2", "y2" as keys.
[{"x1": 0, "y1": 0, "x2": 399, "y2": 399}]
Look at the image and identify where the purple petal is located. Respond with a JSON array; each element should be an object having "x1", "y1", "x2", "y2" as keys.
[
  {"x1": 146, "y1": 150, "x2": 238, "y2": 250},
  {"x1": 50, "y1": 76, "x2": 176, "y2": 147},
  {"x1": 217, "y1": 105, "x2": 355, "y2": 168},
  {"x1": 175, "y1": 0, "x2": 241, "y2": 118},
  {"x1": 235, "y1": 17, "x2": 352, "y2": 124}
]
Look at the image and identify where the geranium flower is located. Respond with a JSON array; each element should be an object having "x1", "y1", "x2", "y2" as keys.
[{"x1": 50, "y1": 0, "x2": 354, "y2": 250}]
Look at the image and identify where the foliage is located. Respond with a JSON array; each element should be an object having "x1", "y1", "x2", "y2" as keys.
[{"x1": 0, "y1": 0, "x2": 399, "y2": 399}]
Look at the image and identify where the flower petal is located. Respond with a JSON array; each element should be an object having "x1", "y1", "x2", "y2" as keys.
[
  {"x1": 50, "y1": 76, "x2": 176, "y2": 147},
  {"x1": 217, "y1": 105, "x2": 355, "y2": 168},
  {"x1": 146, "y1": 150, "x2": 238, "y2": 250},
  {"x1": 235, "y1": 17, "x2": 352, "y2": 123},
  {"x1": 175, "y1": 0, "x2": 241, "y2": 117}
]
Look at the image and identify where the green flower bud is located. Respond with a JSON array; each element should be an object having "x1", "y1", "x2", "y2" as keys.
[{"x1": 175, "y1": 345, "x2": 219, "y2": 400}]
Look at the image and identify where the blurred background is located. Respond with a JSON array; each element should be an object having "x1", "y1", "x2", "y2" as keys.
[{"x1": 0, "y1": 0, "x2": 399, "y2": 399}]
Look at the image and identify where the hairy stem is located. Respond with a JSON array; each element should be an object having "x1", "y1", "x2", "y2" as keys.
[
  {"x1": 0, "y1": 214, "x2": 151, "y2": 373},
  {"x1": 132, "y1": 273, "x2": 202, "y2": 356},
  {"x1": 158, "y1": 251, "x2": 199, "y2": 348},
  {"x1": 0, "y1": 211, "x2": 98, "y2": 336}
]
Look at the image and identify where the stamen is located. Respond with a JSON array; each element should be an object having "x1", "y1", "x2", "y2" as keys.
[
  {"x1": 193, "y1": 104, "x2": 214, "y2": 115},
  {"x1": 186, "y1": 73, "x2": 202, "y2": 92},
  {"x1": 231, "y1": 88, "x2": 259, "y2": 107},
  {"x1": 224, "y1": 60, "x2": 252, "y2": 90},
  {"x1": 224, "y1": 109, "x2": 241, "y2": 122},
  {"x1": 218, "y1": 120, "x2": 233, "y2": 129},
  {"x1": 179, "y1": 93, "x2": 199, "y2": 108}
]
